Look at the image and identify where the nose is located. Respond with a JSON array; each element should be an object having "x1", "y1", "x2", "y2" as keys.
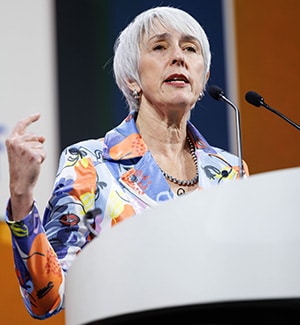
[{"x1": 171, "y1": 47, "x2": 185, "y2": 66}]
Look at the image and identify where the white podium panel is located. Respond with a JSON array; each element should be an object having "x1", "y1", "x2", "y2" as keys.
[{"x1": 65, "y1": 167, "x2": 300, "y2": 325}]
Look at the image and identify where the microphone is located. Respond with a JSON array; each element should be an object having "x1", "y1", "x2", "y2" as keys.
[
  {"x1": 245, "y1": 91, "x2": 300, "y2": 131},
  {"x1": 83, "y1": 208, "x2": 102, "y2": 238},
  {"x1": 208, "y1": 85, "x2": 244, "y2": 178}
]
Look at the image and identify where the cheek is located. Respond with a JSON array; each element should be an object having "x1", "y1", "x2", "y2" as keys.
[
  {"x1": 140, "y1": 58, "x2": 160, "y2": 75},
  {"x1": 194, "y1": 62, "x2": 206, "y2": 86},
  {"x1": 139, "y1": 60, "x2": 161, "y2": 87},
  {"x1": 196, "y1": 59, "x2": 205, "y2": 74}
]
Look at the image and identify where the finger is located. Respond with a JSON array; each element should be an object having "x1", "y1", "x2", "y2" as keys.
[
  {"x1": 40, "y1": 152, "x2": 46, "y2": 163},
  {"x1": 32, "y1": 148, "x2": 46, "y2": 164},
  {"x1": 37, "y1": 135, "x2": 45, "y2": 144},
  {"x1": 11, "y1": 113, "x2": 41, "y2": 136},
  {"x1": 26, "y1": 143, "x2": 46, "y2": 163},
  {"x1": 17, "y1": 142, "x2": 46, "y2": 165},
  {"x1": 21, "y1": 133, "x2": 46, "y2": 144}
]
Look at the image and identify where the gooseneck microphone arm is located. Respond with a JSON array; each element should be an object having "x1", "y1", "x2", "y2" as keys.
[
  {"x1": 245, "y1": 91, "x2": 300, "y2": 131},
  {"x1": 208, "y1": 85, "x2": 244, "y2": 178}
]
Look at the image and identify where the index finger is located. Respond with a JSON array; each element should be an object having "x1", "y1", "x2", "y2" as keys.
[{"x1": 11, "y1": 113, "x2": 41, "y2": 136}]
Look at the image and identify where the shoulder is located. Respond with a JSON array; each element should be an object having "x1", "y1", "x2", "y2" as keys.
[
  {"x1": 58, "y1": 138, "x2": 105, "y2": 166},
  {"x1": 63, "y1": 138, "x2": 104, "y2": 154}
]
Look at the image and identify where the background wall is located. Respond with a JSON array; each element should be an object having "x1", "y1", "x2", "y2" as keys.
[
  {"x1": 0, "y1": 1, "x2": 63, "y2": 324},
  {"x1": 0, "y1": 1, "x2": 59, "y2": 220},
  {"x1": 234, "y1": 0, "x2": 300, "y2": 174},
  {"x1": 1, "y1": 0, "x2": 299, "y2": 324}
]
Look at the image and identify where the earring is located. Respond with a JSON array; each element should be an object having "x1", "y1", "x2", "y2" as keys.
[
  {"x1": 132, "y1": 89, "x2": 141, "y2": 100},
  {"x1": 198, "y1": 92, "x2": 204, "y2": 101}
]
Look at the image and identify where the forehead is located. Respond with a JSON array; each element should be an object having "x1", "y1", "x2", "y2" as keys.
[{"x1": 141, "y1": 21, "x2": 197, "y2": 43}]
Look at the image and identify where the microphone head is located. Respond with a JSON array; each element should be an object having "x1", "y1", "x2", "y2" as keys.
[
  {"x1": 208, "y1": 85, "x2": 225, "y2": 101},
  {"x1": 245, "y1": 91, "x2": 264, "y2": 107}
]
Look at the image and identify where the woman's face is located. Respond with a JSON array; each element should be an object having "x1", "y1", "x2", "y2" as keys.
[{"x1": 137, "y1": 23, "x2": 207, "y2": 114}]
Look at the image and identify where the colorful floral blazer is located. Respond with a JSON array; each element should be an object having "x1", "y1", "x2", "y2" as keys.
[{"x1": 6, "y1": 112, "x2": 248, "y2": 319}]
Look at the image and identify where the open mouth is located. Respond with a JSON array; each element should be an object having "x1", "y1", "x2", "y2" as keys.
[{"x1": 165, "y1": 74, "x2": 189, "y2": 83}]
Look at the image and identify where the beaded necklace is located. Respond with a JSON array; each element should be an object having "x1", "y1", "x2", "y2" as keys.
[{"x1": 159, "y1": 136, "x2": 199, "y2": 187}]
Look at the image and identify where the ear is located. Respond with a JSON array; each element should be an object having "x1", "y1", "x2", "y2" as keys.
[
  {"x1": 205, "y1": 71, "x2": 210, "y2": 83},
  {"x1": 127, "y1": 80, "x2": 140, "y2": 92}
]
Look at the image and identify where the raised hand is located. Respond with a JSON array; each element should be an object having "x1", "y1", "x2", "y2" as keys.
[{"x1": 5, "y1": 113, "x2": 46, "y2": 221}]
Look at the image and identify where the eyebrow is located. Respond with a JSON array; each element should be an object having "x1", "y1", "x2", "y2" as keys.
[
  {"x1": 148, "y1": 33, "x2": 199, "y2": 43},
  {"x1": 148, "y1": 33, "x2": 171, "y2": 42}
]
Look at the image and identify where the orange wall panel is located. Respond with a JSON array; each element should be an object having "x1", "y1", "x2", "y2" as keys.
[{"x1": 234, "y1": 0, "x2": 300, "y2": 174}]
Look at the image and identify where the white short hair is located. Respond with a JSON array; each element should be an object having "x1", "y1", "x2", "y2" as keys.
[{"x1": 113, "y1": 6, "x2": 211, "y2": 111}]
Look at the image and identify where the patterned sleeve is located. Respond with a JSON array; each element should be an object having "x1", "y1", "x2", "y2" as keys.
[{"x1": 6, "y1": 141, "x2": 100, "y2": 319}]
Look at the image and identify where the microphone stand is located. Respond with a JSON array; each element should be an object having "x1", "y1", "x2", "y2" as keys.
[
  {"x1": 259, "y1": 100, "x2": 300, "y2": 131},
  {"x1": 209, "y1": 85, "x2": 245, "y2": 178},
  {"x1": 219, "y1": 94, "x2": 244, "y2": 178}
]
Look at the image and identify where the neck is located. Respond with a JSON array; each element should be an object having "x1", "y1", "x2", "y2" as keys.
[
  {"x1": 159, "y1": 136, "x2": 198, "y2": 181},
  {"x1": 136, "y1": 105, "x2": 189, "y2": 149},
  {"x1": 135, "y1": 105, "x2": 198, "y2": 196}
]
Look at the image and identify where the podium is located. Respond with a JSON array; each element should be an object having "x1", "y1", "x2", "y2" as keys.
[{"x1": 65, "y1": 167, "x2": 300, "y2": 324}]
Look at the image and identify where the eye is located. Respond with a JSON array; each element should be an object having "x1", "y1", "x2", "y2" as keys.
[
  {"x1": 183, "y1": 45, "x2": 197, "y2": 53},
  {"x1": 153, "y1": 44, "x2": 166, "y2": 51}
]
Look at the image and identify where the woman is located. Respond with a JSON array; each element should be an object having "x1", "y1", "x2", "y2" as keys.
[{"x1": 5, "y1": 6, "x2": 248, "y2": 319}]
